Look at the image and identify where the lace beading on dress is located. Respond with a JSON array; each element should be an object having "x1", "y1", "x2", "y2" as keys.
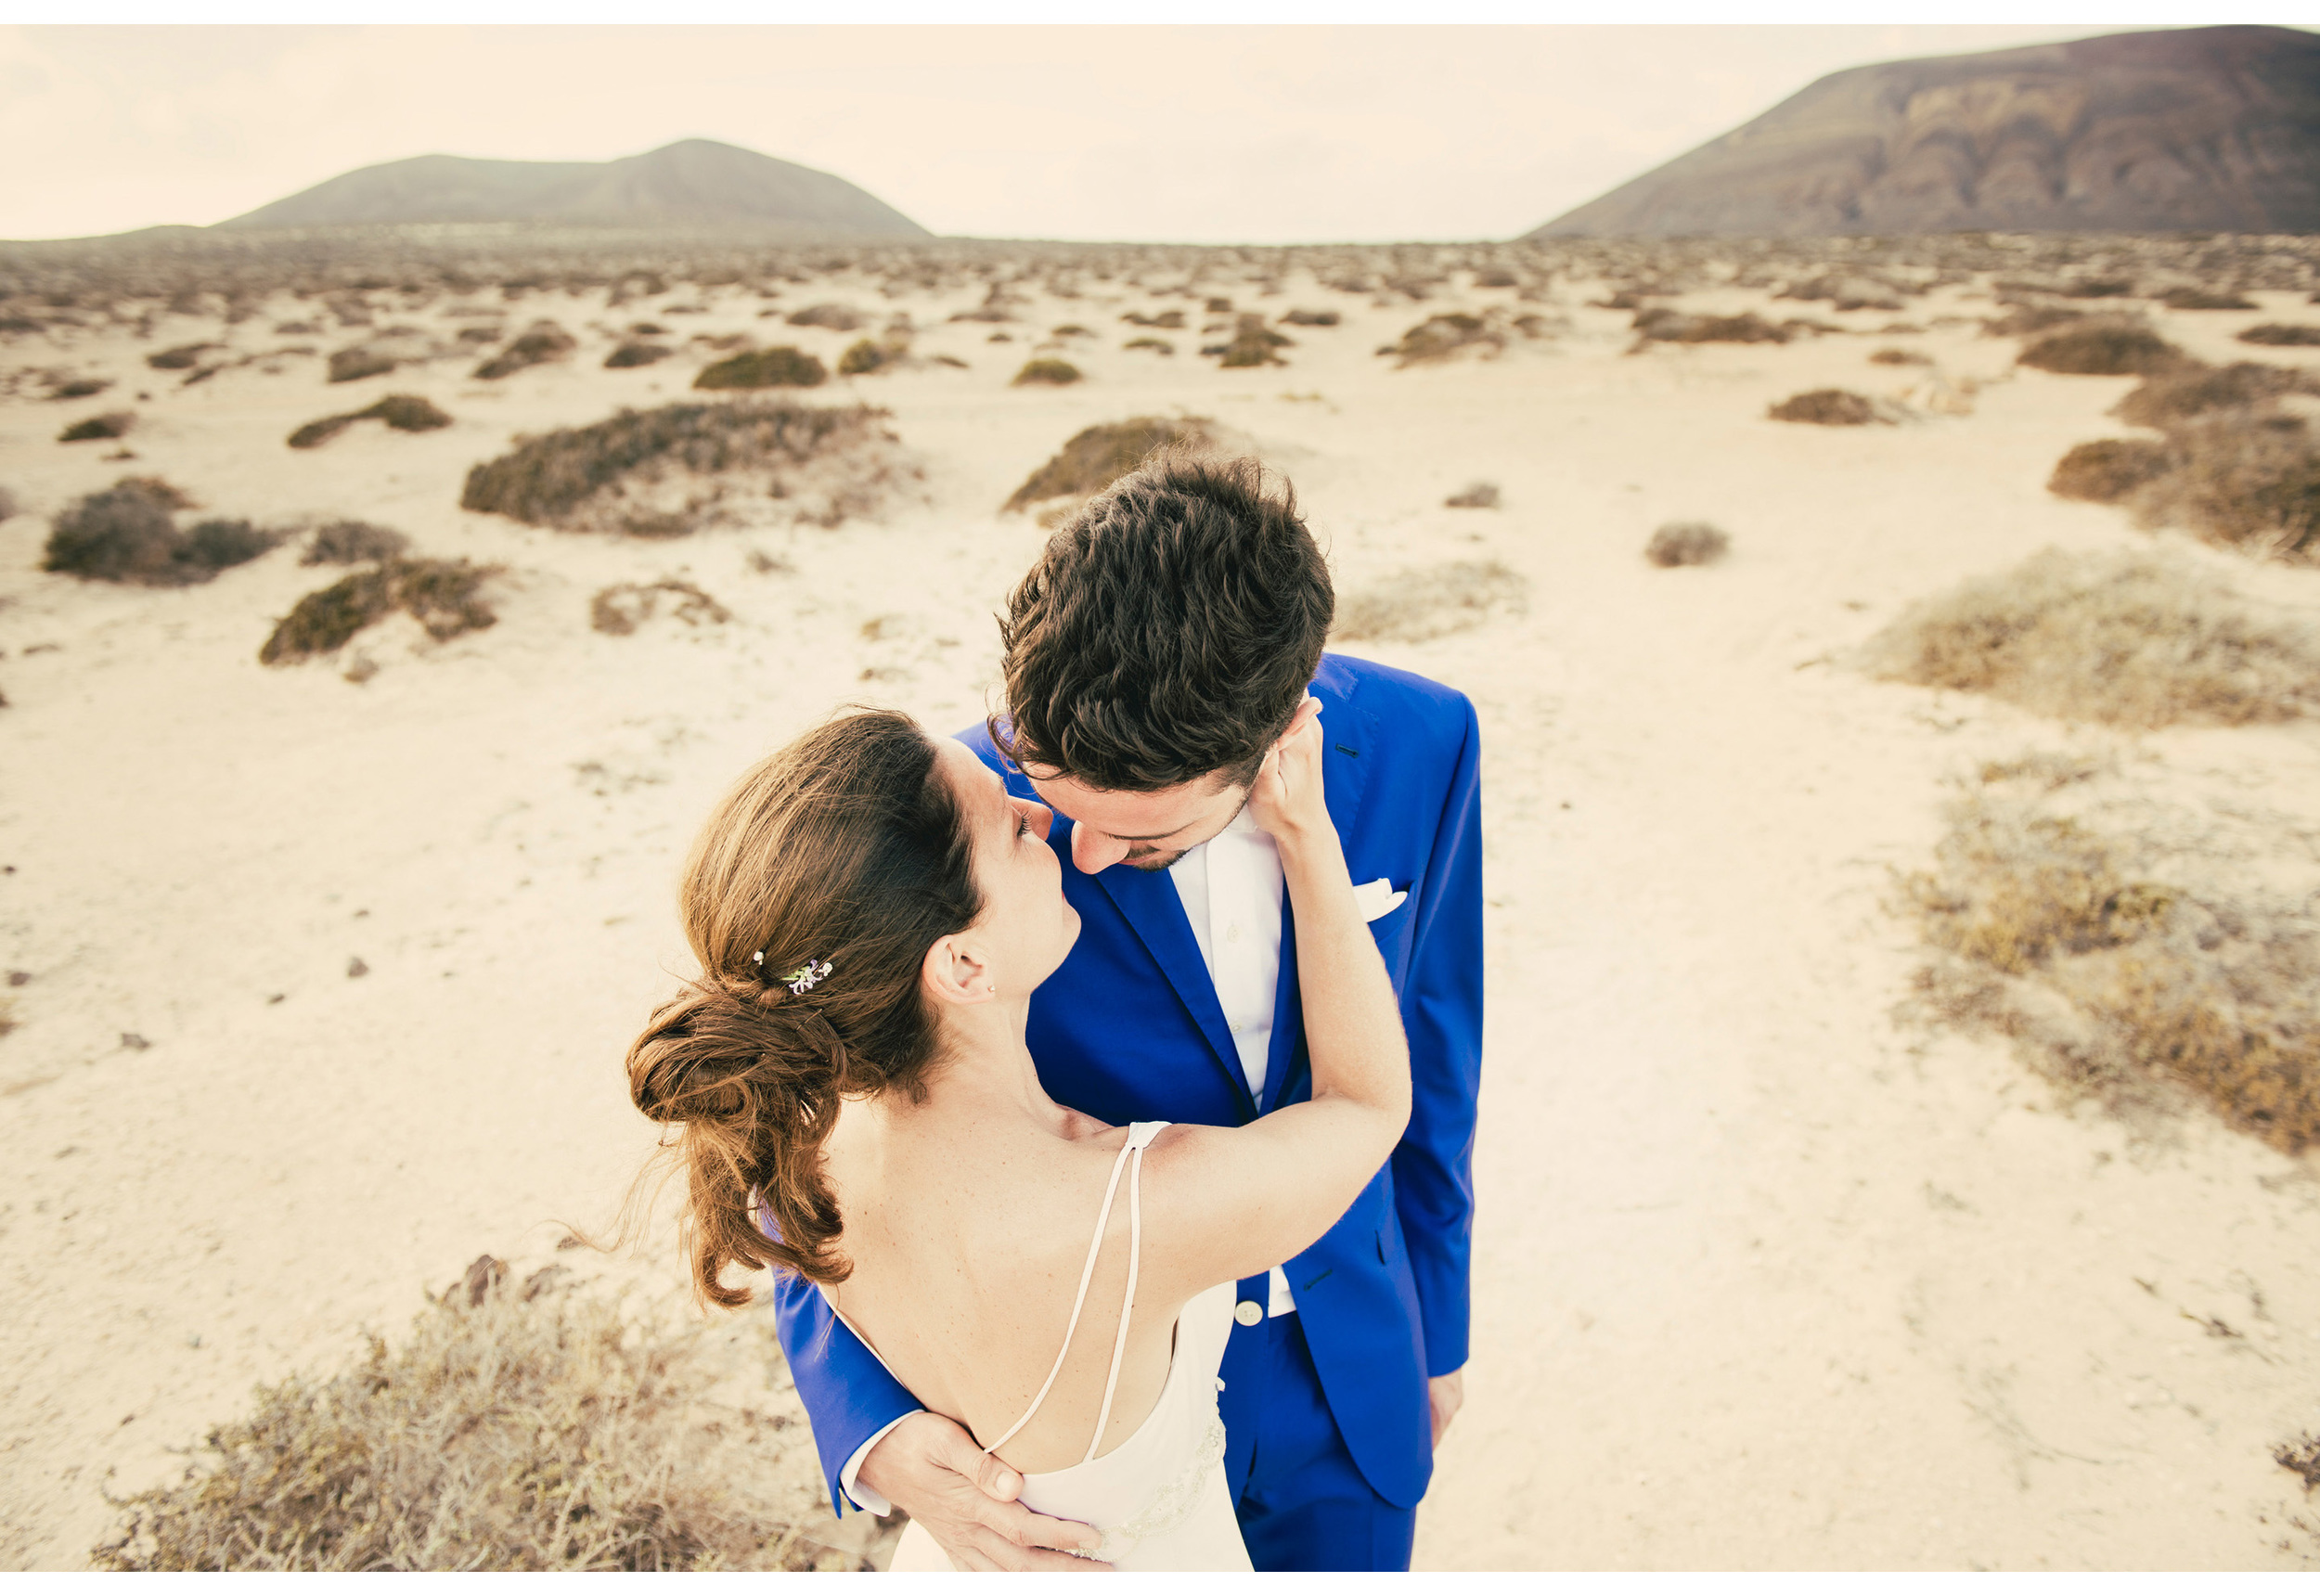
[{"x1": 1084, "y1": 1405, "x2": 1228, "y2": 1564}]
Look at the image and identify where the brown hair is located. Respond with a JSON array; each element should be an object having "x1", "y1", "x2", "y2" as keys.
[
  {"x1": 991, "y1": 453, "x2": 1334, "y2": 793},
  {"x1": 625, "y1": 708, "x2": 981, "y2": 1306}
]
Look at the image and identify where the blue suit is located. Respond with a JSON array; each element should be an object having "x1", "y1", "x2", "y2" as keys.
[{"x1": 771, "y1": 652, "x2": 1484, "y2": 1571}]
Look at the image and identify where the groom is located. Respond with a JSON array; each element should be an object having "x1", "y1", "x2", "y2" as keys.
[{"x1": 771, "y1": 454, "x2": 1483, "y2": 1572}]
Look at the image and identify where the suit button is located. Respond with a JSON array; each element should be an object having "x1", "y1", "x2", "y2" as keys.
[{"x1": 1233, "y1": 1300, "x2": 1263, "y2": 1327}]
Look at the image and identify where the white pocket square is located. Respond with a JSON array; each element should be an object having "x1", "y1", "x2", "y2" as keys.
[{"x1": 1353, "y1": 878, "x2": 1408, "y2": 922}]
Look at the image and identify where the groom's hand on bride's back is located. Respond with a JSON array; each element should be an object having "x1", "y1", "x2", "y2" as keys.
[{"x1": 858, "y1": 1410, "x2": 1111, "y2": 1572}]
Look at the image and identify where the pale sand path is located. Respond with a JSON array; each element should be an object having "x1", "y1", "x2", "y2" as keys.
[{"x1": 1, "y1": 267, "x2": 2316, "y2": 1567}]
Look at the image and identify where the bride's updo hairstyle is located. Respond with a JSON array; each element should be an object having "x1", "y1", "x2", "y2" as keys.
[{"x1": 626, "y1": 708, "x2": 982, "y2": 1305}]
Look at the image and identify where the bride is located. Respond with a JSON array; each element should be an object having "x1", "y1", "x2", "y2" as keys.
[{"x1": 625, "y1": 700, "x2": 1408, "y2": 1570}]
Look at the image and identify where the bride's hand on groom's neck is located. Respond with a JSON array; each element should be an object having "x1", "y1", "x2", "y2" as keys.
[{"x1": 1244, "y1": 696, "x2": 1329, "y2": 850}]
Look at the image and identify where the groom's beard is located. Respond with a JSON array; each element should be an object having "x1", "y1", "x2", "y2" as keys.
[{"x1": 1124, "y1": 846, "x2": 1192, "y2": 872}]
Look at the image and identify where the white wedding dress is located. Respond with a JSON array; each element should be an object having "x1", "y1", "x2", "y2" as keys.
[{"x1": 854, "y1": 1121, "x2": 1254, "y2": 1572}]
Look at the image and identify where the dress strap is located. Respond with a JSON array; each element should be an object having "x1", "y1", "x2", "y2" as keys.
[
  {"x1": 980, "y1": 1122, "x2": 1166, "y2": 1458},
  {"x1": 1082, "y1": 1121, "x2": 1166, "y2": 1462}
]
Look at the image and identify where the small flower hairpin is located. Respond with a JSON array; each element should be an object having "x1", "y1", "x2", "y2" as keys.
[{"x1": 753, "y1": 953, "x2": 833, "y2": 996}]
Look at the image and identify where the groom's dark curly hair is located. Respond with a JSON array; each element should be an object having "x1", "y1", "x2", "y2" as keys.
[{"x1": 992, "y1": 452, "x2": 1334, "y2": 792}]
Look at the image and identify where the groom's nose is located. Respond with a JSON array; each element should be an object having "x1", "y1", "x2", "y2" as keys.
[{"x1": 1070, "y1": 822, "x2": 1130, "y2": 874}]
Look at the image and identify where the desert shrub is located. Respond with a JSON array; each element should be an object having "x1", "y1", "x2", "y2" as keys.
[
  {"x1": 457, "y1": 327, "x2": 502, "y2": 345},
  {"x1": 2113, "y1": 362, "x2": 2308, "y2": 428},
  {"x1": 0, "y1": 485, "x2": 16, "y2": 522},
  {"x1": 2160, "y1": 288, "x2": 2257, "y2": 311},
  {"x1": 1768, "y1": 389, "x2": 1884, "y2": 425},
  {"x1": 1003, "y1": 417, "x2": 1211, "y2": 511},
  {"x1": 785, "y1": 303, "x2": 864, "y2": 331},
  {"x1": 146, "y1": 342, "x2": 218, "y2": 371},
  {"x1": 2018, "y1": 321, "x2": 2187, "y2": 376},
  {"x1": 1632, "y1": 307, "x2": 1788, "y2": 345},
  {"x1": 49, "y1": 376, "x2": 110, "y2": 399},
  {"x1": 1861, "y1": 547, "x2": 2320, "y2": 727},
  {"x1": 605, "y1": 341, "x2": 673, "y2": 368},
  {"x1": 2062, "y1": 278, "x2": 2136, "y2": 299},
  {"x1": 1120, "y1": 310, "x2": 1185, "y2": 328},
  {"x1": 328, "y1": 347, "x2": 396, "y2": 384},
  {"x1": 289, "y1": 394, "x2": 452, "y2": 450},
  {"x1": 1011, "y1": 358, "x2": 1081, "y2": 386},
  {"x1": 1050, "y1": 324, "x2": 1093, "y2": 338},
  {"x1": 460, "y1": 399, "x2": 889, "y2": 534},
  {"x1": 2238, "y1": 324, "x2": 2320, "y2": 348},
  {"x1": 1869, "y1": 347, "x2": 1932, "y2": 366},
  {"x1": 473, "y1": 322, "x2": 576, "y2": 380},
  {"x1": 1206, "y1": 314, "x2": 1291, "y2": 368},
  {"x1": 43, "y1": 477, "x2": 277, "y2": 586},
  {"x1": 93, "y1": 1265, "x2": 869, "y2": 1570},
  {"x1": 1122, "y1": 337, "x2": 1173, "y2": 354},
  {"x1": 1902, "y1": 768, "x2": 2320, "y2": 1154},
  {"x1": 2047, "y1": 439, "x2": 2172, "y2": 503},
  {"x1": 1644, "y1": 521, "x2": 1730, "y2": 567},
  {"x1": 1472, "y1": 270, "x2": 1519, "y2": 290},
  {"x1": 693, "y1": 347, "x2": 825, "y2": 390},
  {"x1": 836, "y1": 338, "x2": 901, "y2": 377},
  {"x1": 2129, "y1": 412, "x2": 2320, "y2": 560},
  {"x1": 304, "y1": 520, "x2": 410, "y2": 565},
  {"x1": 1444, "y1": 482, "x2": 1500, "y2": 509},
  {"x1": 261, "y1": 557, "x2": 497, "y2": 663},
  {"x1": 589, "y1": 578, "x2": 731, "y2": 636},
  {"x1": 1334, "y1": 560, "x2": 1527, "y2": 645},
  {"x1": 58, "y1": 411, "x2": 134, "y2": 442},
  {"x1": 1280, "y1": 309, "x2": 1340, "y2": 327},
  {"x1": 1205, "y1": 297, "x2": 1233, "y2": 314},
  {"x1": 1983, "y1": 303, "x2": 2087, "y2": 339}
]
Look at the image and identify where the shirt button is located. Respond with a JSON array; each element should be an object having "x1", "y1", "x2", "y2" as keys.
[{"x1": 1233, "y1": 1301, "x2": 1263, "y2": 1327}]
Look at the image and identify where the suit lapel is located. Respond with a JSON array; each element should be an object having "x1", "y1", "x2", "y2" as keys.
[{"x1": 1093, "y1": 854, "x2": 1256, "y2": 1117}]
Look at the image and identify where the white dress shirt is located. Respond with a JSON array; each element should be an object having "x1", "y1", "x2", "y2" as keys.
[
  {"x1": 1168, "y1": 805, "x2": 1299, "y2": 1321},
  {"x1": 839, "y1": 802, "x2": 1303, "y2": 1512}
]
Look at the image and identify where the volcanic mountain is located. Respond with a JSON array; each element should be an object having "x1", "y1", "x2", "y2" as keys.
[
  {"x1": 217, "y1": 138, "x2": 929, "y2": 238},
  {"x1": 1527, "y1": 25, "x2": 2320, "y2": 238}
]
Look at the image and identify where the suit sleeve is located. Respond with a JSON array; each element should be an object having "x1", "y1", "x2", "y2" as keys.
[
  {"x1": 1391, "y1": 691, "x2": 1483, "y2": 1378},
  {"x1": 772, "y1": 1262, "x2": 922, "y2": 1514}
]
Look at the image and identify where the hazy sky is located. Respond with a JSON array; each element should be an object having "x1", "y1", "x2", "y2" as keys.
[{"x1": 0, "y1": 22, "x2": 2233, "y2": 244}]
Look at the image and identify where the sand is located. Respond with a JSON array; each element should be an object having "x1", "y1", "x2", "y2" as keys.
[{"x1": 3, "y1": 259, "x2": 2317, "y2": 1570}]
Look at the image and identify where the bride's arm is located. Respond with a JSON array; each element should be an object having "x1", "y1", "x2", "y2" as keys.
[{"x1": 1139, "y1": 700, "x2": 1411, "y2": 1298}]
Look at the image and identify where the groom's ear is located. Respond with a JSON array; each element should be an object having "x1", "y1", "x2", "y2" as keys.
[{"x1": 920, "y1": 933, "x2": 997, "y2": 1010}]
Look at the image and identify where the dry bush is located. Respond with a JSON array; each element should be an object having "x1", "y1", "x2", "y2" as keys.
[
  {"x1": 94, "y1": 1265, "x2": 872, "y2": 1571},
  {"x1": 1334, "y1": 560, "x2": 1527, "y2": 645},
  {"x1": 43, "y1": 477, "x2": 280, "y2": 586},
  {"x1": 327, "y1": 347, "x2": 396, "y2": 384},
  {"x1": 1983, "y1": 303, "x2": 2087, "y2": 339},
  {"x1": 1902, "y1": 767, "x2": 2320, "y2": 1154},
  {"x1": 837, "y1": 335, "x2": 912, "y2": 377},
  {"x1": 473, "y1": 322, "x2": 576, "y2": 380},
  {"x1": 2130, "y1": 413, "x2": 2320, "y2": 561},
  {"x1": 2160, "y1": 288, "x2": 2257, "y2": 311},
  {"x1": 1011, "y1": 358, "x2": 1081, "y2": 386},
  {"x1": 146, "y1": 342, "x2": 219, "y2": 371},
  {"x1": 1206, "y1": 314, "x2": 1291, "y2": 368},
  {"x1": 288, "y1": 394, "x2": 451, "y2": 449},
  {"x1": 261, "y1": 557, "x2": 497, "y2": 664},
  {"x1": 1003, "y1": 417, "x2": 1211, "y2": 511},
  {"x1": 693, "y1": 347, "x2": 825, "y2": 391},
  {"x1": 1379, "y1": 308, "x2": 1549, "y2": 367},
  {"x1": 58, "y1": 411, "x2": 134, "y2": 443},
  {"x1": 2113, "y1": 362, "x2": 2309, "y2": 428},
  {"x1": 1120, "y1": 309, "x2": 1185, "y2": 329},
  {"x1": 589, "y1": 579, "x2": 731, "y2": 636},
  {"x1": 605, "y1": 341, "x2": 672, "y2": 369},
  {"x1": 2239, "y1": 324, "x2": 2320, "y2": 348},
  {"x1": 48, "y1": 375, "x2": 110, "y2": 399},
  {"x1": 2018, "y1": 320, "x2": 2187, "y2": 376},
  {"x1": 1869, "y1": 347, "x2": 1931, "y2": 366},
  {"x1": 304, "y1": 520, "x2": 409, "y2": 565},
  {"x1": 1632, "y1": 307, "x2": 1790, "y2": 346},
  {"x1": 1768, "y1": 389, "x2": 1886, "y2": 426},
  {"x1": 2048, "y1": 439, "x2": 2173, "y2": 503},
  {"x1": 785, "y1": 303, "x2": 864, "y2": 331},
  {"x1": 1122, "y1": 337, "x2": 1173, "y2": 354},
  {"x1": 0, "y1": 485, "x2": 17, "y2": 522},
  {"x1": 460, "y1": 399, "x2": 895, "y2": 535},
  {"x1": 1862, "y1": 547, "x2": 2320, "y2": 728},
  {"x1": 1644, "y1": 521, "x2": 1730, "y2": 567},
  {"x1": 1444, "y1": 482, "x2": 1499, "y2": 509},
  {"x1": 1279, "y1": 308, "x2": 1340, "y2": 327},
  {"x1": 2279, "y1": 1433, "x2": 2320, "y2": 1492}
]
